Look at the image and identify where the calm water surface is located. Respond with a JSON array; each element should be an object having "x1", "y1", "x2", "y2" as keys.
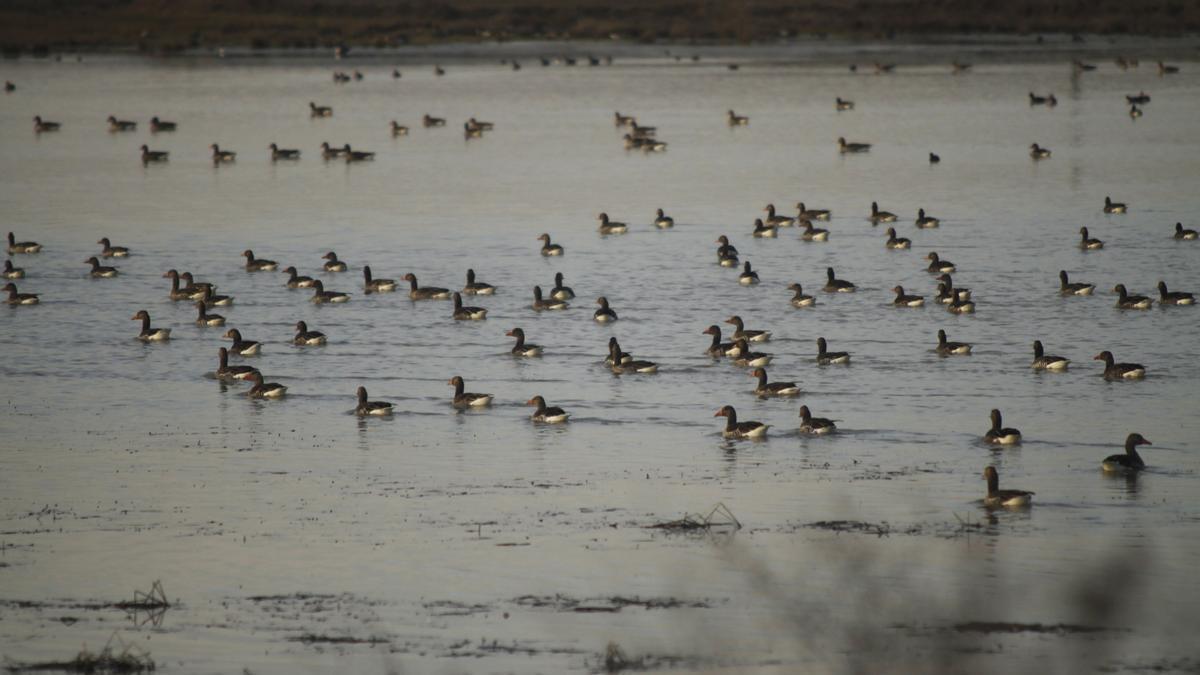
[{"x1": 2, "y1": 44, "x2": 1200, "y2": 673}]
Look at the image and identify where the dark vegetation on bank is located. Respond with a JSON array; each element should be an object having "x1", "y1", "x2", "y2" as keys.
[{"x1": 1, "y1": 0, "x2": 1198, "y2": 54}]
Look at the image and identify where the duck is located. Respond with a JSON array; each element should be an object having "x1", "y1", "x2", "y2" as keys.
[
  {"x1": 463, "y1": 269, "x2": 495, "y2": 295},
  {"x1": 223, "y1": 328, "x2": 260, "y2": 355},
  {"x1": 947, "y1": 290, "x2": 976, "y2": 314},
  {"x1": 892, "y1": 286, "x2": 924, "y2": 307},
  {"x1": 215, "y1": 347, "x2": 259, "y2": 381},
  {"x1": 703, "y1": 325, "x2": 739, "y2": 357},
  {"x1": 763, "y1": 204, "x2": 795, "y2": 228},
  {"x1": 283, "y1": 266, "x2": 316, "y2": 289},
  {"x1": 390, "y1": 121, "x2": 409, "y2": 137},
  {"x1": 243, "y1": 249, "x2": 277, "y2": 271},
  {"x1": 195, "y1": 302, "x2": 225, "y2": 327},
  {"x1": 1094, "y1": 350, "x2": 1146, "y2": 380},
  {"x1": 815, "y1": 337, "x2": 849, "y2": 365},
  {"x1": 319, "y1": 142, "x2": 347, "y2": 159},
  {"x1": 84, "y1": 256, "x2": 119, "y2": 278},
  {"x1": 1102, "y1": 433, "x2": 1151, "y2": 473},
  {"x1": 929, "y1": 152, "x2": 941, "y2": 164},
  {"x1": 97, "y1": 237, "x2": 129, "y2": 257},
  {"x1": 1103, "y1": 196, "x2": 1127, "y2": 214},
  {"x1": 835, "y1": 97, "x2": 854, "y2": 111},
  {"x1": 423, "y1": 114, "x2": 446, "y2": 127},
  {"x1": 727, "y1": 110, "x2": 749, "y2": 126},
  {"x1": 3, "y1": 282, "x2": 39, "y2": 305},
  {"x1": 798, "y1": 405, "x2": 837, "y2": 435},
  {"x1": 653, "y1": 208, "x2": 674, "y2": 229},
  {"x1": 915, "y1": 208, "x2": 940, "y2": 228},
  {"x1": 982, "y1": 466, "x2": 1034, "y2": 508},
  {"x1": 149, "y1": 116, "x2": 176, "y2": 132},
  {"x1": 936, "y1": 329, "x2": 971, "y2": 355},
  {"x1": 246, "y1": 372, "x2": 287, "y2": 399},
  {"x1": 838, "y1": 137, "x2": 871, "y2": 153},
  {"x1": 800, "y1": 221, "x2": 830, "y2": 241},
  {"x1": 751, "y1": 218, "x2": 777, "y2": 238},
  {"x1": 309, "y1": 101, "x2": 333, "y2": 117},
  {"x1": 532, "y1": 286, "x2": 568, "y2": 310},
  {"x1": 937, "y1": 274, "x2": 971, "y2": 303},
  {"x1": 311, "y1": 279, "x2": 350, "y2": 304},
  {"x1": 203, "y1": 286, "x2": 234, "y2": 307},
  {"x1": 1174, "y1": 223, "x2": 1198, "y2": 240},
  {"x1": 449, "y1": 375, "x2": 493, "y2": 407},
  {"x1": 1079, "y1": 227, "x2": 1104, "y2": 250},
  {"x1": 538, "y1": 233, "x2": 564, "y2": 256},
  {"x1": 714, "y1": 405, "x2": 769, "y2": 439},
  {"x1": 606, "y1": 337, "x2": 634, "y2": 365},
  {"x1": 885, "y1": 227, "x2": 912, "y2": 249},
  {"x1": 739, "y1": 261, "x2": 760, "y2": 285},
  {"x1": 1113, "y1": 284, "x2": 1152, "y2": 309},
  {"x1": 1157, "y1": 281, "x2": 1194, "y2": 305},
  {"x1": 1031, "y1": 340, "x2": 1069, "y2": 371},
  {"x1": 33, "y1": 116, "x2": 61, "y2": 132},
  {"x1": 7, "y1": 232, "x2": 41, "y2": 254},
  {"x1": 322, "y1": 251, "x2": 348, "y2": 272},
  {"x1": 132, "y1": 310, "x2": 170, "y2": 341},
  {"x1": 593, "y1": 296, "x2": 618, "y2": 323},
  {"x1": 3, "y1": 260, "x2": 24, "y2": 279},
  {"x1": 163, "y1": 270, "x2": 203, "y2": 300},
  {"x1": 452, "y1": 292, "x2": 487, "y2": 320},
  {"x1": 355, "y1": 386, "x2": 393, "y2": 416},
  {"x1": 107, "y1": 115, "x2": 136, "y2": 131},
  {"x1": 343, "y1": 145, "x2": 375, "y2": 162},
  {"x1": 293, "y1": 321, "x2": 327, "y2": 345},
  {"x1": 983, "y1": 409, "x2": 1022, "y2": 445},
  {"x1": 140, "y1": 145, "x2": 169, "y2": 164},
  {"x1": 869, "y1": 201, "x2": 897, "y2": 224},
  {"x1": 507, "y1": 328, "x2": 543, "y2": 357},
  {"x1": 1030, "y1": 143, "x2": 1051, "y2": 159},
  {"x1": 751, "y1": 367, "x2": 800, "y2": 398},
  {"x1": 823, "y1": 267, "x2": 855, "y2": 293},
  {"x1": 269, "y1": 143, "x2": 301, "y2": 160},
  {"x1": 527, "y1": 395, "x2": 569, "y2": 423},
  {"x1": 796, "y1": 202, "x2": 831, "y2": 221},
  {"x1": 211, "y1": 143, "x2": 236, "y2": 163},
  {"x1": 788, "y1": 283, "x2": 815, "y2": 307},
  {"x1": 1059, "y1": 270, "x2": 1095, "y2": 295},
  {"x1": 403, "y1": 273, "x2": 451, "y2": 300},
  {"x1": 550, "y1": 272, "x2": 574, "y2": 300},
  {"x1": 609, "y1": 340, "x2": 658, "y2": 373},
  {"x1": 926, "y1": 252, "x2": 956, "y2": 273},
  {"x1": 363, "y1": 266, "x2": 396, "y2": 293},
  {"x1": 597, "y1": 213, "x2": 628, "y2": 235}
]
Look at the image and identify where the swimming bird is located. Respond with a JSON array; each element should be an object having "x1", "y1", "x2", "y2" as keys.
[
  {"x1": 33, "y1": 116, "x2": 60, "y2": 132},
  {"x1": 936, "y1": 329, "x2": 971, "y2": 355},
  {"x1": 915, "y1": 208, "x2": 940, "y2": 228},
  {"x1": 594, "y1": 296, "x2": 618, "y2": 322},
  {"x1": 7, "y1": 232, "x2": 41, "y2": 254},
  {"x1": 355, "y1": 386, "x2": 392, "y2": 416},
  {"x1": 468, "y1": 117, "x2": 494, "y2": 131},
  {"x1": 423, "y1": 114, "x2": 446, "y2": 127},
  {"x1": 800, "y1": 221, "x2": 830, "y2": 241},
  {"x1": 751, "y1": 367, "x2": 800, "y2": 398},
  {"x1": 4, "y1": 282, "x2": 39, "y2": 305},
  {"x1": 1030, "y1": 143, "x2": 1051, "y2": 159},
  {"x1": 885, "y1": 228, "x2": 912, "y2": 249},
  {"x1": 838, "y1": 137, "x2": 871, "y2": 153},
  {"x1": 452, "y1": 292, "x2": 487, "y2": 320},
  {"x1": 1174, "y1": 223, "x2": 1198, "y2": 240},
  {"x1": 727, "y1": 110, "x2": 749, "y2": 126},
  {"x1": 739, "y1": 261, "x2": 760, "y2": 285},
  {"x1": 309, "y1": 101, "x2": 333, "y2": 117},
  {"x1": 84, "y1": 257, "x2": 118, "y2": 278},
  {"x1": 1157, "y1": 281, "x2": 1195, "y2": 305},
  {"x1": 181, "y1": 272, "x2": 215, "y2": 295},
  {"x1": 714, "y1": 405, "x2": 769, "y2": 439},
  {"x1": 449, "y1": 375, "x2": 493, "y2": 407},
  {"x1": 97, "y1": 237, "x2": 129, "y2": 257},
  {"x1": 787, "y1": 283, "x2": 815, "y2": 307},
  {"x1": 532, "y1": 286, "x2": 568, "y2": 310},
  {"x1": 311, "y1": 279, "x2": 350, "y2": 303},
  {"x1": 1103, "y1": 196, "x2": 1127, "y2": 214},
  {"x1": 597, "y1": 213, "x2": 628, "y2": 235},
  {"x1": 1031, "y1": 340, "x2": 1069, "y2": 371},
  {"x1": 869, "y1": 201, "x2": 897, "y2": 224},
  {"x1": 716, "y1": 235, "x2": 739, "y2": 266},
  {"x1": 982, "y1": 466, "x2": 1033, "y2": 508},
  {"x1": 1129, "y1": 104, "x2": 1143, "y2": 119},
  {"x1": 322, "y1": 251, "x2": 348, "y2": 272},
  {"x1": 609, "y1": 340, "x2": 658, "y2": 373},
  {"x1": 1113, "y1": 284, "x2": 1152, "y2": 309},
  {"x1": 506, "y1": 328, "x2": 543, "y2": 357},
  {"x1": 362, "y1": 266, "x2": 396, "y2": 293},
  {"x1": 1059, "y1": 270, "x2": 1095, "y2": 295},
  {"x1": 1028, "y1": 92, "x2": 1055, "y2": 106},
  {"x1": 3, "y1": 260, "x2": 25, "y2": 279},
  {"x1": 984, "y1": 409, "x2": 1022, "y2": 445},
  {"x1": 653, "y1": 208, "x2": 674, "y2": 228},
  {"x1": 215, "y1": 347, "x2": 259, "y2": 381},
  {"x1": 140, "y1": 145, "x2": 169, "y2": 164},
  {"x1": 538, "y1": 233, "x2": 564, "y2": 256},
  {"x1": 462, "y1": 269, "x2": 494, "y2": 295},
  {"x1": 926, "y1": 252, "x2": 956, "y2": 273},
  {"x1": 929, "y1": 153, "x2": 941, "y2": 164},
  {"x1": 149, "y1": 116, "x2": 176, "y2": 132},
  {"x1": 243, "y1": 250, "x2": 277, "y2": 271},
  {"x1": 527, "y1": 395, "x2": 569, "y2": 423},
  {"x1": 796, "y1": 202, "x2": 831, "y2": 221},
  {"x1": 211, "y1": 144, "x2": 236, "y2": 163},
  {"x1": 947, "y1": 290, "x2": 976, "y2": 314},
  {"x1": 614, "y1": 111, "x2": 636, "y2": 127},
  {"x1": 816, "y1": 337, "x2": 849, "y2": 365},
  {"x1": 764, "y1": 204, "x2": 795, "y2": 228},
  {"x1": 893, "y1": 286, "x2": 925, "y2": 307},
  {"x1": 282, "y1": 266, "x2": 316, "y2": 289},
  {"x1": 343, "y1": 145, "x2": 375, "y2": 162},
  {"x1": 798, "y1": 405, "x2": 836, "y2": 435},
  {"x1": 726, "y1": 315, "x2": 769, "y2": 342},
  {"x1": 606, "y1": 337, "x2": 633, "y2": 365},
  {"x1": 434, "y1": 65, "x2": 445, "y2": 76},
  {"x1": 163, "y1": 270, "x2": 203, "y2": 300},
  {"x1": 223, "y1": 328, "x2": 260, "y2": 355},
  {"x1": 550, "y1": 272, "x2": 574, "y2": 300},
  {"x1": 1073, "y1": 60, "x2": 1097, "y2": 72},
  {"x1": 937, "y1": 274, "x2": 971, "y2": 303},
  {"x1": 1158, "y1": 61, "x2": 1180, "y2": 74},
  {"x1": 752, "y1": 219, "x2": 777, "y2": 238},
  {"x1": 1126, "y1": 91, "x2": 1151, "y2": 104},
  {"x1": 195, "y1": 302, "x2": 225, "y2": 327},
  {"x1": 823, "y1": 267, "x2": 855, "y2": 292},
  {"x1": 246, "y1": 372, "x2": 287, "y2": 399},
  {"x1": 319, "y1": 142, "x2": 346, "y2": 159},
  {"x1": 703, "y1": 325, "x2": 739, "y2": 357},
  {"x1": 403, "y1": 273, "x2": 451, "y2": 300},
  {"x1": 293, "y1": 321, "x2": 327, "y2": 345},
  {"x1": 463, "y1": 123, "x2": 483, "y2": 139},
  {"x1": 107, "y1": 115, "x2": 136, "y2": 131},
  {"x1": 1102, "y1": 433, "x2": 1151, "y2": 473},
  {"x1": 835, "y1": 97, "x2": 854, "y2": 111},
  {"x1": 132, "y1": 310, "x2": 169, "y2": 341},
  {"x1": 1079, "y1": 227, "x2": 1104, "y2": 250},
  {"x1": 1094, "y1": 350, "x2": 1146, "y2": 380},
  {"x1": 269, "y1": 143, "x2": 301, "y2": 160},
  {"x1": 390, "y1": 121, "x2": 409, "y2": 137}
]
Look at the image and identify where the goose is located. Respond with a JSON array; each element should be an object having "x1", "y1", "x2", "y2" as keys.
[
  {"x1": 223, "y1": 328, "x2": 260, "y2": 356},
  {"x1": 1030, "y1": 143, "x2": 1051, "y2": 159},
  {"x1": 1028, "y1": 92, "x2": 1054, "y2": 105},
  {"x1": 1094, "y1": 351, "x2": 1146, "y2": 380},
  {"x1": 823, "y1": 267, "x2": 855, "y2": 293},
  {"x1": 874, "y1": 62, "x2": 896, "y2": 73},
  {"x1": 403, "y1": 273, "x2": 451, "y2": 300},
  {"x1": 343, "y1": 145, "x2": 375, "y2": 162},
  {"x1": 195, "y1": 302, "x2": 225, "y2": 327},
  {"x1": 751, "y1": 367, "x2": 800, "y2": 398},
  {"x1": 322, "y1": 251, "x2": 347, "y2": 272},
  {"x1": 506, "y1": 328, "x2": 543, "y2": 357},
  {"x1": 593, "y1": 296, "x2": 618, "y2": 322},
  {"x1": 3, "y1": 282, "x2": 39, "y2": 305},
  {"x1": 452, "y1": 292, "x2": 487, "y2": 320},
  {"x1": 926, "y1": 252, "x2": 956, "y2": 273},
  {"x1": 937, "y1": 274, "x2": 970, "y2": 303},
  {"x1": 885, "y1": 228, "x2": 912, "y2": 249},
  {"x1": 269, "y1": 143, "x2": 301, "y2": 160},
  {"x1": 838, "y1": 137, "x2": 870, "y2": 153},
  {"x1": 1157, "y1": 281, "x2": 1195, "y2": 305},
  {"x1": 3, "y1": 260, "x2": 25, "y2": 279},
  {"x1": 739, "y1": 261, "x2": 760, "y2": 285},
  {"x1": 423, "y1": 114, "x2": 446, "y2": 127},
  {"x1": 363, "y1": 266, "x2": 396, "y2": 293},
  {"x1": 800, "y1": 220, "x2": 830, "y2": 241},
  {"x1": 149, "y1": 116, "x2": 176, "y2": 132},
  {"x1": 309, "y1": 101, "x2": 333, "y2": 117},
  {"x1": 532, "y1": 285, "x2": 568, "y2": 310},
  {"x1": 390, "y1": 121, "x2": 409, "y2": 137},
  {"x1": 211, "y1": 144, "x2": 236, "y2": 163},
  {"x1": 726, "y1": 315, "x2": 769, "y2": 342},
  {"x1": 703, "y1": 325, "x2": 739, "y2": 357},
  {"x1": 915, "y1": 208, "x2": 940, "y2": 228},
  {"x1": 449, "y1": 376, "x2": 493, "y2": 407},
  {"x1": 788, "y1": 283, "x2": 815, "y2": 307},
  {"x1": 293, "y1": 321, "x2": 327, "y2": 345},
  {"x1": 984, "y1": 409, "x2": 1022, "y2": 445},
  {"x1": 605, "y1": 337, "x2": 633, "y2": 365},
  {"x1": 140, "y1": 145, "x2": 169, "y2": 164},
  {"x1": 714, "y1": 405, "x2": 769, "y2": 439},
  {"x1": 284, "y1": 266, "x2": 316, "y2": 289},
  {"x1": 1125, "y1": 91, "x2": 1151, "y2": 104},
  {"x1": 467, "y1": 117, "x2": 494, "y2": 131},
  {"x1": 97, "y1": 237, "x2": 129, "y2": 257},
  {"x1": 84, "y1": 256, "x2": 118, "y2": 278},
  {"x1": 549, "y1": 272, "x2": 574, "y2": 300},
  {"x1": 1102, "y1": 433, "x2": 1151, "y2": 473},
  {"x1": 752, "y1": 218, "x2": 777, "y2": 238},
  {"x1": 936, "y1": 329, "x2": 971, "y2": 355},
  {"x1": 653, "y1": 208, "x2": 674, "y2": 228},
  {"x1": 182, "y1": 274, "x2": 217, "y2": 297},
  {"x1": 947, "y1": 290, "x2": 976, "y2": 314},
  {"x1": 527, "y1": 395, "x2": 569, "y2": 423},
  {"x1": 1024, "y1": 340, "x2": 1069, "y2": 372},
  {"x1": 1113, "y1": 284, "x2": 1152, "y2": 309},
  {"x1": 434, "y1": 65, "x2": 446, "y2": 76},
  {"x1": 355, "y1": 386, "x2": 393, "y2": 416},
  {"x1": 1079, "y1": 227, "x2": 1104, "y2": 250},
  {"x1": 717, "y1": 236, "x2": 739, "y2": 266},
  {"x1": 798, "y1": 405, "x2": 837, "y2": 435},
  {"x1": 132, "y1": 310, "x2": 170, "y2": 341},
  {"x1": 610, "y1": 341, "x2": 658, "y2": 373},
  {"x1": 538, "y1": 233, "x2": 564, "y2": 256},
  {"x1": 1059, "y1": 270, "x2": 1095, "y2": 295},
  {"x1": 597, "y1": 212, "x2": 628, "y2": 235},
  {"x1": 462, "y1": 269, "x2": 495, "y2": 295},
  {"x1": 1174, "y1": 223, "x2": 1198, "y2": 240},
  {"x1": 163, "y1": 270, "x2": 204, "y2": 300},
  {"x1": 614, "y1": 111, "x2": 636, "y2": 127},
  {"x1": 869, "y1": 201, "x2": 897, "y2": 224},
  {"x1": 33, "y1": 116, "x2": 61, "y2": 132},
  {"x1": 796, "y1": 202, "x2": 831, "y2": 221},
  {"x1": 243, "y1": 249, "x2": 277, "y2": 271},
  {"x1": 764, "y1": 204, "x2": 795, "y2": 228},
  {"x1": 835, "y1": 97, "x2": 854, "y2": 111},
  {"x1": 727, "y1": 110, "x2": 749, "y2": 126},
  {"x1": 630, "y1": 123, "x2": 656, "y2": 137},
  {"x1": 929, "y1": 152, "x2": 941, "y2": 164},
  {"x1": 816, "y1": 337, "x2": 849, "y2": 365},
  {"x1": 7, "y1": 232, "x2": 41, "y2": 254},
  {"x1": 1129, "y1": 104, "x2": 1143, "y2": 119},
  {"x1": 640, "y1": 139, "x2": 669, "y2": 153},
  {"x1": 107, "y1": 115, "x2": 136, "y2": 131},
  {"x1": 893, "y1": 286, "x2": 925, "y2": 307},
  {"x1": 1073, "y1": 60, "x2": 1097, "y2": 72},
  {"x1": 982, "y1": 466, "x2": 1033, "y2": 508},
  {"x1": 215, "y1": 347, "x2": 259, "y2": 381},
  {"x1": 319, "y1": 142, "x2": 347, "y2": 159},
  {"x1": 1103, "y1": 196, "x2": 1127, "y2": 214},
  {"x1": 464, "y1": 123, "x2": 483, "y2": 139},
  {"x1": 311, "y1": 279, "x2": 350, "y2": 303},
  {"x1": 1158, "y1": 61, "x2": 1180, "y2": 74},
  {"x1": 246, "y1": 372, "x2": 287, "y2": 399}
]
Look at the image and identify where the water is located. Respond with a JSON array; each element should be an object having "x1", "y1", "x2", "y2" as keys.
[{"x1": 2, "y1": 44, "x2": 1200, "y2": 672}]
